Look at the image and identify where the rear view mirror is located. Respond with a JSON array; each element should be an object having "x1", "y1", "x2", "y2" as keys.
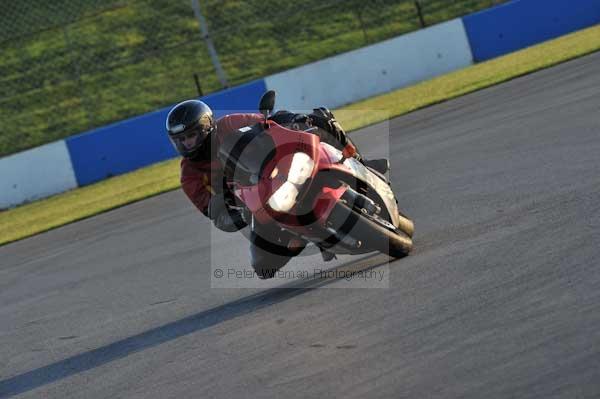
[{"x1": 258, "y1": 90, "x2": 276, "y2": 118}]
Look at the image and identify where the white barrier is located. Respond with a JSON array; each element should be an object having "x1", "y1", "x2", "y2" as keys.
[
  {"x1": 0, "y1": 141, "x2": 78, "y2": 209},
  {"x1": 265, "y1": 19, "x2": 473, "y2": 112}
]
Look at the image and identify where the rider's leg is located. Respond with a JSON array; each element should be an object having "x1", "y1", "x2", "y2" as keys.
[
  {"x1": 249, "y1": 226, "x2": 306, "y2": 279},
  {"x1": 310, "y1": 108, "x2": 389, "y2": 174}
]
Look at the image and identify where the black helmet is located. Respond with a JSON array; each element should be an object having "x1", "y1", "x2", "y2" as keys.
[{"x1": 166, "y1": 100, "x2": 216, "y2": 159}]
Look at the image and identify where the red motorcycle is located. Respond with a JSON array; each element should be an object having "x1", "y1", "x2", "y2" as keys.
[{"x1": 218, "y1": 91, "x2": 414, "y2": 261}]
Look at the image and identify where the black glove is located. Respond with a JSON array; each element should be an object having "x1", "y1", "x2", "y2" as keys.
[
  {"x1": 312, "y1": 107, "x2": 335, "y2": 120},
  {"x1": 308, "y1": 107, "x2": 349, "y2": 148},
  {"x1": 208, "y1": 193, "x2": 248, "y2": 232},
  {"x1": 269, "y1": 110, "x2": 297, "y2": 125}
]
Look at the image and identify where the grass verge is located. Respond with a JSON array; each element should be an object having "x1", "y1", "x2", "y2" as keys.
[{"x1": 2, "y1": 24, "x2": 600, "y2": 246}]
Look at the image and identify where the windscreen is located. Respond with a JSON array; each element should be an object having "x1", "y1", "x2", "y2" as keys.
[{"x1": 217, "y1": 124, "x2": 276, "y2": 185}]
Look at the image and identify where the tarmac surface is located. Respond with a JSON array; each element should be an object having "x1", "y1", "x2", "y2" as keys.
[{"x1": 1, "y1": 52, "x2": 600, "y2": 398}]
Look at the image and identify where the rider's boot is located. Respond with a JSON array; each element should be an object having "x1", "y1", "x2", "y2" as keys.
[
  {"x1": 343, "y1": 138, "x2": 390, "y2": 175},
  {"x1": 320, "y1": 247, "x2": 337, "y2": 262},
  {"x1": 311, "y1": 107, "x2": 390, "y2": 175},
  {"x1": 362, "y1": 158, "x2": 389, "y2": 174}
]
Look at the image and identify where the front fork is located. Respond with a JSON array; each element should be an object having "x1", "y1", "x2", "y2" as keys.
[
  {"x1": 309, "y1": 185, "x2": 383, "y2": 251},
  {"x1": 313, "y1": 184, "x2": 381, "y2": 223}
]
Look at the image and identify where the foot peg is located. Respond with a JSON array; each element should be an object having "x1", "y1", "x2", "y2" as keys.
[{"x1": 363, "y1": 158, "x2": 389, "y2": 174}]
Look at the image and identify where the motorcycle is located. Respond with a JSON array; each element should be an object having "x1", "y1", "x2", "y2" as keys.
[{"x1": 217, "y1": 90, "x2": 414, "y2": 266}]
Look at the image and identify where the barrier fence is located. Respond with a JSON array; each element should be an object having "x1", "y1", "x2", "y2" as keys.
[
  {"x1": 2, "y1": 0, "x2": 600, "y2": 209},
  {"x1": 0, "y1": 0, "x2": 505, "y2": 158}
]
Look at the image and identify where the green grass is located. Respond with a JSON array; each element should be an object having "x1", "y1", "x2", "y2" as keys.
[
  {"x1": 0, "y1": 0, "x2": 504, "y2": 157},
  {"x1": 2, "y1": 23, "x2": 600, "y2": 246}
]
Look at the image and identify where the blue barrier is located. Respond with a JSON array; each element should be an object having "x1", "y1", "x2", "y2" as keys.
[
  {"x1": 66, "y1": 79, "x2": 267, "y2": 186},
  {"x1": 463, "y1": 0, "x2": 600, "y2": 62},
  {"x1": 202, "y1": 79, "x2": 267, "y2": 118}
]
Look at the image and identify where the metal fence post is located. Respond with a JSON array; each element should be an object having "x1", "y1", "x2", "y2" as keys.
[
  {"x1": 414, "y1": 1, "x2": 426, "y2": 28},
  {"x1": 193, "y1": 73, "x2": 204, "y2": 96},
  {"x1": 191, "y1": 0, "x2": 229, "y2": 88},
  {"x1": 354, "y1": 8, "x2": 369, "y2": 45}
]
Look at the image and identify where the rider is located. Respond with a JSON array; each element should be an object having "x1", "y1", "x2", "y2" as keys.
[{"x1": 166, "y1": 99, "x2": 389, "y2": 279}]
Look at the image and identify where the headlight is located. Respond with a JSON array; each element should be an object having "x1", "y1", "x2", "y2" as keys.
[
  {"x1": 268, "y1": 181, "x2": 299, "y2": 213},
  {"x1": 267, "y1": 152, "x2": 314, "y2": 213},
  {"x1": 287, "y1": 152, "x2": 315, "y2": 185}
]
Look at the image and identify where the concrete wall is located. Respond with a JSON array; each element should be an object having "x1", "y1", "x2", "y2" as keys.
[
  {"x1": 264, "y1": 19, "x2": 473, "y2": 112},
  {"x1": 0, "y1": 141, "x2": 77, "y2": 209}
]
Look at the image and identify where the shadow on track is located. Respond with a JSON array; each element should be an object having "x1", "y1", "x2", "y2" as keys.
[{"x1": 0, "y1": 254, "x2": 390, "y2": 398}]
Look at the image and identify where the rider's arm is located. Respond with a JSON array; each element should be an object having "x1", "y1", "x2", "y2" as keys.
[
  {"x1": 179, "y1": 112, "x2": 256, "y2": 214},
  {"x1": 181, "y1": 115, "x2": 263, "y2": 230},
  {"x1": 181, "y1": 161, "x2": 247, "y2": 231},
  {"x1": 180, "y1": 160, "x2": 214, "y2": 216}
]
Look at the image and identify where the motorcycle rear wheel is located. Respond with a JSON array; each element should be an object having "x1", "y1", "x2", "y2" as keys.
[{"x1": 327, "y1": 202, "x2": 413, "y2": 258}]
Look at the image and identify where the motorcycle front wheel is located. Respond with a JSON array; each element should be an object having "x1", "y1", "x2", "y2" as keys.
[{"x1": 327, "y1": 202, "x2": 413, "y2": 258}]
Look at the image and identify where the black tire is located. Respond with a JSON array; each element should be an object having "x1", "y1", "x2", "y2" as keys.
[{"x1": 327, "y1": 202, "x2": 413, "y2": 258}]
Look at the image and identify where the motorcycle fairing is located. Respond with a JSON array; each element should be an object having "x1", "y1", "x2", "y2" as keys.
[{"x1": 316, "y1": 144, "x2": 401, "y2": 228}]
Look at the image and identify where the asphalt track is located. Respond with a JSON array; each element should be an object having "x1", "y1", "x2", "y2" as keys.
[{"x1": 2, "y1": 52, "x2": 600, "y2": 398}]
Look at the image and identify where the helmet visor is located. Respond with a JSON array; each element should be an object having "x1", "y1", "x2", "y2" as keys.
[{"x1": 169, "y1": 124, "x2": 212, "y2": 157}]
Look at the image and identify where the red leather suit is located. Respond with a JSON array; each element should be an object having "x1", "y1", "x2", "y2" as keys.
[{"x1": 180, "y1": 113, "x2": 263, "y2": 215}]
